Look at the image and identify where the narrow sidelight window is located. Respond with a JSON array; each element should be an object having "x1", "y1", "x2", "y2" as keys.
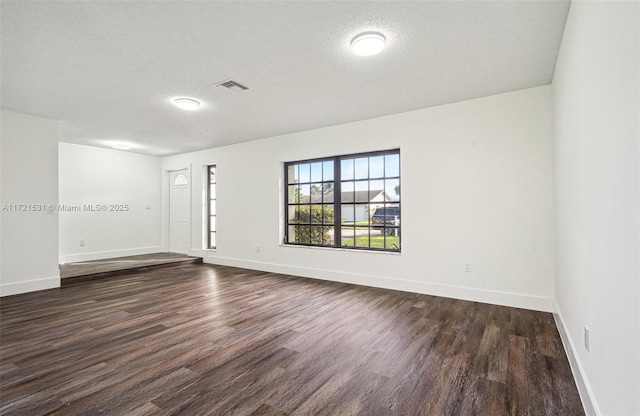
[{"x1": 207, "y1": 165, "x2": 217, "y2": 249}]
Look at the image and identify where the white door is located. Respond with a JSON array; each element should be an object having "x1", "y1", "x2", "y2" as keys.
[{"x1": 169, "y1": 169, "x2": 190, "y2": 254}]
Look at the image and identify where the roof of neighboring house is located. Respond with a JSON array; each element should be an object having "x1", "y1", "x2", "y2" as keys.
[{"x1": 302, "y1": 190, "x2": 389, "y2": 204}]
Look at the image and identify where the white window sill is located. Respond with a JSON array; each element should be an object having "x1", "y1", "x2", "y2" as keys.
[{"x1": 279, "y1": 243, "x2": 400, "y2": 255}]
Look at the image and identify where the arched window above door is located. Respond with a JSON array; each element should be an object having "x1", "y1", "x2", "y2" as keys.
[{"x1": 173, "y1": 174, "x2": 188, "y2": 185}]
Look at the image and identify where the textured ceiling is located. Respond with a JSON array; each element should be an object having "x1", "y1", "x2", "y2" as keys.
[{"x1": 1, "y1": 1, "x2": 570, "y2": 156}]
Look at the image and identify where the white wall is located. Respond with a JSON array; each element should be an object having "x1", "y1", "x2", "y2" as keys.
[
  {"x1": 1, "y1": 110, "x2": 60, "y2": 296},
  {"x1": 163, "y1": 85, "x2": 555, "y2": 311},
  {"x1": 59, "y1": 143, "x2": 162, "y2": 263},
  {"x1": 553, "y1": 1, "x2": 640, "y2": 415}
]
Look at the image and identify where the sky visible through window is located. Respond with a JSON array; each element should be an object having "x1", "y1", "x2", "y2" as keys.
[{"x1": 293, "y1": 154, "x2": 399, "y2": 202}]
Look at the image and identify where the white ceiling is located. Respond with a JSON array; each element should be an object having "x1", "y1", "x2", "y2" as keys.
[{"x1": 1, "y1": 1, "x2": 570, "y2": 156}]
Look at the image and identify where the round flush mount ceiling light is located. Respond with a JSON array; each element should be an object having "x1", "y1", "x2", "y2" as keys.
[
  {"x1": 109, "y1": 140, "x2": 136, "y2": 150},
  {"x1": 174, "y1": 97, "x2": 201, "y2": 111},
  {"x1": 351, "y1": 32, "x2": 386, "y2": 56}
]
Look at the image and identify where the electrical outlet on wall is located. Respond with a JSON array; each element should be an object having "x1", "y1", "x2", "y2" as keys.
[
  {"x1": 79, "y1": 239, "x2": 85, "y2": 247},
  {"x1": 464, "y1": 262, "x2": 471, "y2": 272},
  {"x1": 256, "y1": 245, "x2": 260, "y2": 253}
]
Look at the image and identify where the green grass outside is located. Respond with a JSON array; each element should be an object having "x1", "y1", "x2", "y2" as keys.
[
  {"x1": 342, "y1": 235, "x2": 400, "y2": 250},
  {"x1": 342, "y1": 221, "x2": 371, "y2": 226}
]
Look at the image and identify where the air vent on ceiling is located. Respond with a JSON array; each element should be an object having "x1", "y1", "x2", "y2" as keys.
[{"x1": 214, "y1": 79, "x2": 249, "y2": 94}]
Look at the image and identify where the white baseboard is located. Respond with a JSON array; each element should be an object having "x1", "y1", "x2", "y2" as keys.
[
  {"x1": 553, "y1": 301, "x2": 599, "y2": 416},
  {"x1": 0, "y1": 275, "x2": 60, "y2": 297},
  {"x1": 204, "y1": 256, "x2": 554, "y2": 312},
  {"x1": 59, "y1": 246, "x2": 163, "y2": 264}
]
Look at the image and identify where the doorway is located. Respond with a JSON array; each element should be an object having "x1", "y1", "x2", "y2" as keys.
[{"x1": 169, "y1": 169, "x2": 190, "y2": 254}]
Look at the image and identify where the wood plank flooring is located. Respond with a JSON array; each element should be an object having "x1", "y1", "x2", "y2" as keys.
[{"x1": 0, "y1": 264, "x2": 584, "y2": 415}]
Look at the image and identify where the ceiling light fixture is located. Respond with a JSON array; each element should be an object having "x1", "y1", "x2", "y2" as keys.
[
  {"x1": 351, "y1": 32, "x2": 386, "y2": 56},
  {"x1": 112, "y1": 143, "x2": 132, "y2": 150},
  {"x1": 174, "y1": 98, "x2": 201, "y2": 111}
]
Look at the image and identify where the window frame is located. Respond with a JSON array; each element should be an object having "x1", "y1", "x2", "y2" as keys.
[
  {"x1": 284, "y1": 149, "x2": 400, "y2": 252},
  {"x1": 207, "y1": 165, "x2": 217, "y2": 250}
]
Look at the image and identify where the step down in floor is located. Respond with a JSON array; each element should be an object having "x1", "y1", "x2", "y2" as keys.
[{"x1": 60, "y1": 253, "x2": 203, "y2": 285}]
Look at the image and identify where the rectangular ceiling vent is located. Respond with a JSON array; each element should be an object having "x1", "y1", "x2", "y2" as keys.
[{"x1": 214, "y1": 79, "x2": 249, "y2": 94}]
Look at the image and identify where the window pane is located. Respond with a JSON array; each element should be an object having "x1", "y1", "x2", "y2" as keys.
[
  {"x1": 310, "y1": 226, "x2": 326, "y2": 245},
  {"x1": 322, "y1": 204, "x2": 334, "y2": 224},
  {"x1": 385, "y1": 203, "x2": 400, "y2": 223},
  {"x1": 311, "y1": 162, "x2": 322, "y2": 182},
  {"x1": 209, "y1": 217, "x2": 216, "y2": 232},
  {"x1": 310, "y1": 184, "x2": 323, "y2": 200},
  {"x1": 324, "y1": 226, "x2": 335, "y2": 245},
  {"x1": 287, "y1": 164, "x2": 296, "y2": 184},
  {"x1": 299, "y1": 184, "x2": 310, "y2": 202},
  {"x1": 385, "y1": 154, "x2": 400, "y2": 177},
  {"x1": 288, "y1": 225, "x2": 297, "y2": 242},
  {"x1": 370, "y1": 180, "x2": 384, "y2": 200},
  {"x1": 298, "y1": 226, "x2": 311, "y2": 244},
  {"x1": 322, "y1": 185, "x2": 334, "y2": 203},
  {"x1": 209, "y1": 184, "x2": 216, "y2": 199},
  {"x1": 341, "y1": 204, "x2": 355, "y2": 224},
  {"x1": 310, "y1": 205, "x2": 323, "y2": 224},
  {"x1": 354, "y1": 157, "x2": 368, "y2": 179},
  {"x1": 360, "y1": 215, "x2": 371, "y2": 227},
  {"x1": 355, "y1": 233, "x2": 370, "y2": 248},
  {"x1": 297, "y1": 206, "x2": 311, "y2": 223},
  {"x1": 323, "y1": 161, "x2": 334, "y2": 181},
  {"x1": 209, "y1": 200, "x2": 216, "y2": 215},
  {"x1": 342, "y1": 192, "x2": 354, "y2": 204},
  {"x1": 341, "y1": 159, "x2": 354, "y2": 180},
  {"x1": 385, "y1": 231, "x2": 400, "y2": 250},
  {"x1": 341, "y1": 227, "x2": 355, "y2": 247},
  {"x1": 209, "y1": 168, "x2": 216, "y2": 183},
  {"x1": 386, "y1": 179, "x2": 400, "y2": 202},
  {"x1": 288, "y1": 185, "x2": 300, "y2": 203},
  {"x1": 288, "y1": 205, "x2": 298, "y2": 222},
  {"x1": 356, "y1": 205, "x2": 370, "y2": 222},
  {"x1": 299, "y1": 163, "x2": 311, "y2": 183},
  {"x1": 370, "y1": 156, "x2": 384, "y2": 178},
  {"x1": 210, "y1": 232, "x2": 216, "y2": 247},
  {"x1": 355, "y1": 181, "x2": 368, "y2": 202}
]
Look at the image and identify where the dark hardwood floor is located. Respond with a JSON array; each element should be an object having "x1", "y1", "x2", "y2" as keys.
[{"x1": 0, "y1": 264, "x2": 584, "y2": 415}]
